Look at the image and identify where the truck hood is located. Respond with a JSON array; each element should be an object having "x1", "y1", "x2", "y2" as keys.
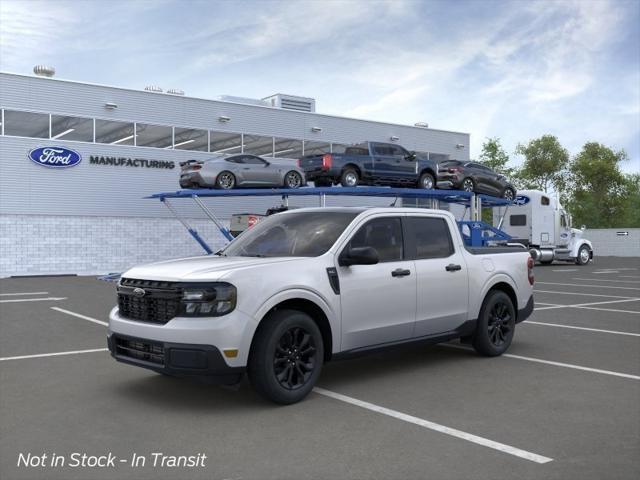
[{"x1": 122, "y1": 255, "x2": 307, "y2": 282}]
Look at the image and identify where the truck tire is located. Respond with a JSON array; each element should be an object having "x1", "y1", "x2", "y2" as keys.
[
  {"x1": 472, "y1": 290, "x2": 515, "y2": 357},
  {"x1": 340, "y1": 168, "x2": 359, "y2": 187},
  {"x1": 216, "y1": 171, "x2": 236, "y2": 189},
  {"x1": 575, "y1": 244, "x2": 591, "y2": 265},
  {"x1": 418, "y1": 172, "x2": 435, "y2": 189},
  {"x1": 248, "y1": 309, "x2": 324, "y2": 404}
]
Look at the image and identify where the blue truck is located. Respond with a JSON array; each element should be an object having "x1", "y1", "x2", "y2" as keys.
[{"x1": 298, "y1": 141, "x2": 440, "y2": 189}]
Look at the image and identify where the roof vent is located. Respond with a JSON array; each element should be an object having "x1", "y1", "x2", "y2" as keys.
[
  {"x1": 167, "y1": 88, "x2": 185, "y2": 96},
  {"x1": 414, "y1": 122, "x2": 429, "y2": 128},
  {"x1": 33, "y1": 65, "x2": 55, "y2": 77},
  {"x1": 262, "y1": 94, "x2": 316, "y2": 113},
  {"x1": 144, "y1": 85, "x2": 163, "y2": 93}
]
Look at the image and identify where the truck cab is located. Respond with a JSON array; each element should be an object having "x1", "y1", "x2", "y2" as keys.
[{"x1": 495, "y1": 190, "x2": 593, "y2": 265}]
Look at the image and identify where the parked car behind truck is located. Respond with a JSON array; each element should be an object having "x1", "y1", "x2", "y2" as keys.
[
  {"x1": 299, "y1": 142, "x2": 440, "y2": 189},
  {"x1": 108, "y1": 207, "x2": 534, "y2": 404}
]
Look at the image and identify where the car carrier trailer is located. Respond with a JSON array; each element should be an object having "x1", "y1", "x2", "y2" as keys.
[{"x1": 147, "y1": 186, "x2": 515, "y2": 253}]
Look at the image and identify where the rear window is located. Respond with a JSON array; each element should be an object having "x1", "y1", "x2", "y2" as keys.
[
  {"x1": 439, "y1": 160, "x2": 462, "y2": 167},
  {"x1": 510, "y1": 215, "x2": 527, "y2": 226},
  {"x1": 409, "y1": 217, "x2": 454, "y2": 259},
  {"x1": 345, "y1": 147, "x2": 369, "y2": 156}
]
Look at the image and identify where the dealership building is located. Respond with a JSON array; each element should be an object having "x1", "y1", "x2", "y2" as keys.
[{"x1": 0, "y1": 70, "x2": 470, "y2": 276}]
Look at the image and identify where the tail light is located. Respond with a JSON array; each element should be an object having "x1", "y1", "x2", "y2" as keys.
[
  {"x1": 527, "y1": 256, "x2": 535, "y2": 285},
  {"x1": 322, "y1": 154, "x2": 333, "y2": 170},
  {"x1": 190, "y1": 164, "x2": 202, "y2": 170},
  {"x1": 297, "y1": 159, "x2": 301, "y2": 167},
  {"x1": 247, "y1": 215, "x2": 259, "y2": 228}
]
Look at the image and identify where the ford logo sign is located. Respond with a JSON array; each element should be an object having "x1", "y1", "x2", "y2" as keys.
[
  {"x1": 132, "y1": 288, "x2": 146, "y2": 297},
  {"x1": 28, "y1": 146, "x2": 82, "y2": 168},
  {"x1": 514, "y1": 195, "x2": 530, "y2": 206}
]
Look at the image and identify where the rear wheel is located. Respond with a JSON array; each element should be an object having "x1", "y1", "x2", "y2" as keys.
[
  {"x1": 340, "y1": 168, "x2": 359, "y2": 187},
  {"x1": 472, "y1": 290, "x2": 515, "y2": 356},
  {"x1": 284, "y1": 171, "x2": 303, "y2": 189},
  {"x1": 248, "y1": 309, "x2": 323, "y2": 404},
  {"x1": 461, "y1": 177, "x2": 475, "y2": 192},
  {"x1": 216, "y1": 171, "x2": 236, "y2": 189},
  {"x1": 576, "y1": 245, "x2": 591, "y2": 265},
  {"x1": 418, "y1": 172, "x2": 435, "y2": 189}
]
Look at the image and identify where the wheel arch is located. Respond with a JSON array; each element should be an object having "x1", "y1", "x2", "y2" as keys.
[
  {"x1": 253, "y1": 291, "x2": 336, "y2": 362},
  {"x1": 474, "y1": 275, "x2": 519, "y2": 321},
  {"x1": 342, "y1": 163, "x2": 362, "y2": 177},
  {"x1": 419, "y1": 167, "x2": 436, "y2": 179}
]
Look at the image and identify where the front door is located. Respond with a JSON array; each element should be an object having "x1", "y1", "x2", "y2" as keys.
[{"x1": 337, "y1": 216, "x2": 417, "y2": 351}]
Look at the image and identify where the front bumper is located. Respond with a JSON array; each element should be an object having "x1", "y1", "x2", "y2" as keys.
[
  {"x1": 108, "y1": 333, "x2": 244, "y2": 384},
  {"x1": 517, "y1": 295, "x2": 534, "y2": 323}
]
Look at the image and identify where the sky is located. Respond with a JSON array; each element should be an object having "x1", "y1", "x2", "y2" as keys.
[{"x1": 1, "y1": 0, "x2": 639, "y2": 172}]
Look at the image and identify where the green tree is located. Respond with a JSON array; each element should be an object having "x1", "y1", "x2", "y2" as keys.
[
  {"x1": 479, "y1": 137, "x2": 513, "y2": 175},
  {"x1": 515, "y1": 135, "x2": 569, "y2": 193},
  {"x1": 567, "y1": 142, "x2": 629, "y2": 228},
  {"x1": 618, "y1": 173, "x2": 640, "y2": 228}
]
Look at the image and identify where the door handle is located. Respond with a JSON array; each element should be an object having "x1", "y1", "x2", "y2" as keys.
[
  {"x1": 445, "y1": 264, "x2": 462, "y2": 272},
  {"x1": 391, "y1": 268, "x2": 411, "y2": 277},
  {"x1": 243, "y1": 167, "x2": 250, "y2": 170}
]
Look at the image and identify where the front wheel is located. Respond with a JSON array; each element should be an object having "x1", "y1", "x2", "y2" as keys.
[
  {"x1": 472, "y1": 290, "x2": 515, "y2": 356},
  {"x1": 284, "y1": 171, "x2": 303, "y2": 189},
  {"x1": 575, "y1": 245, "x2": 591, "y2": 265},
  {"x1": 461, "y1": 177, "x2": 475, "y2": 193},
  {"x1": 418, "y1": 172, "x2": 435, "y2": 189},
  {"x1": 248, "y1": 309, "x2": 324, "y2": 404},
  {"x1": 502, "y1": 187, "x2": 515, "y2": 201}
]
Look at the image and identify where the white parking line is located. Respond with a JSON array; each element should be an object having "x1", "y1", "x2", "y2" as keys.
[
  {"x1": 572, "y1": 278, "x2": 640, "y2": 284},
  {"x1": 592, "y1": 271, "x2": 619, "y2": 274},
  {"x1": 51, "y1": 307, "x2": 109, "y2": 327},
  {"x1": 0, "y1": 348, "x2": 108, "y2": 362},
  {"x1": 620, "y1": 275, "x2": 640, "y2": 279},
  {"x1": 534, "y1": 289, "x2": 635, "y2": 299},
  {"x1": 536, "y1": 282, "x2": 640, "y2": 291},
  {"x1": 0, "y1": 297, "x2": 67, "y2": 303},
  {"x1": 551, "y1": 269, "x2": 579, "y2": 272},
  {"x1": 524, "y1": 321, "x2": 640, "y2": 337},
  {"x1": 574, "y1": 306, "x2": 640, "y2": 315},
  {"x1": 313, "y1": 387, "x2": 553, "y2": 464},
  {"x1": 0, "y1": 292, "x2": 49, "y2": 296},
  {"x1": 442, "y1": 345, "x2": 640, "y2": 381},
  {"x1": 533, "y1": 298, "x2": 640, "y2": 311}
]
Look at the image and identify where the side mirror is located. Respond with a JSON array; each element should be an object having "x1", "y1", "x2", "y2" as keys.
[
  {"x1": 405, "y1": 151, "x2": 417, "y2": 161},
  {"x1": 339, "y1": 246, "x2": 379, "y2": 267}
]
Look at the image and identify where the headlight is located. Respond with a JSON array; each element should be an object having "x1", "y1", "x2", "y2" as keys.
[{"x1": 181, "y1": 283, "x2": 236, "y2": 317}]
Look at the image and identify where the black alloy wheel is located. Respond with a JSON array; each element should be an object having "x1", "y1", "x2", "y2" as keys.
[
  {"x1": 248, "y1": 309, "x2": 324, "y2": 404},
  {"x1": 273, "y1": 326, "x2": 317, "y2": 390},
  {"x1": 217, "y1": 171, "x2": 236, "y2": 189},
  {"x1": 284, "y1": 171, "x2": 303, "y2": 189},
  {"x1": 472, "y1": 290, "x2": 515, "y2": 356},
  {"x1": 462, "y1": 178, "x2": 475, "y2": 192}
]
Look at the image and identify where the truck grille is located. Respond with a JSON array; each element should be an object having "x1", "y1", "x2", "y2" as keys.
[
  {"x1": 114, "y1": 336, "x2": 164, "y2": 366},
  {"x1": 117, "y1": 278, "x2": 181, "y2": 324}
]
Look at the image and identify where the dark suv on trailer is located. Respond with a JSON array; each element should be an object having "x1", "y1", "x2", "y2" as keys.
[{"x1": 437, "y1": 160, "x2": 516, "y2": 200}]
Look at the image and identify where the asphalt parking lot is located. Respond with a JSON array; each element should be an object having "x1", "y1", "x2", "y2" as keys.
[{"x1": 1, "y1": 257, "x2": 639, "y2": 480}]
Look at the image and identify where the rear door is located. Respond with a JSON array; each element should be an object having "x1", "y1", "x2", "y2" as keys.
[
  {"x1": 337, "y1": 216, "x2": 417, "y2": 351},
  {"x1": 408, "y1": 215, "x2": 469, "y2": 336}
]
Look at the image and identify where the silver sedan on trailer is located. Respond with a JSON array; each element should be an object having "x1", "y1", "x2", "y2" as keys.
[{"x1": 179, "y1": 154, "x2": 306, "y2": 190}]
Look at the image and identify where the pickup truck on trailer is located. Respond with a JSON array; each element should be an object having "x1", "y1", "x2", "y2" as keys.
[
  {"x1": 108, "y1": 207, "x2": 534, "y2": 404},
  {"x1": 299, "y1": 142, "x2": 440, "y2": 189}
]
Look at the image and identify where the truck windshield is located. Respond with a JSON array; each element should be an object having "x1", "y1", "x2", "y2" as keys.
[{"x1": 221, "y1": 212, "x2": 359, "y2": 257}]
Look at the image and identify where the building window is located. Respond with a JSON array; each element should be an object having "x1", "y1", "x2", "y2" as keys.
[
  {"x1": 173, "y1": 127, "x2": 208, "y2": 151},
  {"x1": 95, "y1": 119, "x2": 135, "y2": 145},
  {"x1": 274, "y1": 137, "x2": 303, "y2": 159},
  {"x1": 303, "y1": 140, "x2": 330, "y2": 156},
  {"x1": 51, "y1": 114, "x2": 93, "y2": 142},
  {"x1": 135, "y1": 123, "x2": 173, "y2": 148},
  {"x1": 3, "y1": 110, "x2": 49, "y2": 138},
  {"x1": 210, "y1": 131, "x2": 242, "y2": 154},
  {"x1": 243, "y1": 134, "x2": 274, "y2": 156}
]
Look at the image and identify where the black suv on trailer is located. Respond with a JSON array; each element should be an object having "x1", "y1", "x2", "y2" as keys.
[
  {"x1": 299, "y1": 142, "x2": 439, "y2": 189},
  {"x1": 437, "y1": 160, "x2": 516, "y2": 200}
]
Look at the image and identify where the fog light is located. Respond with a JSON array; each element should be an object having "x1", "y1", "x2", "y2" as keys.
[{"x1": 223, "y1": 349, "x2": 238, "y2": 358}]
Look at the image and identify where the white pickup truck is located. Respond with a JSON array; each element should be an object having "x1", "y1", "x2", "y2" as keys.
[{"x1": 108, "y1": 207, "x2": 534, "y2": 404}]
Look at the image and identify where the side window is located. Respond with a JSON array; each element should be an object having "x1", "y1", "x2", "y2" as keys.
[
  {"x1": 541, "y1": 196, "x2": 550, "y2": 206},
  {"x1": 226, "y1": 155, "x2": 243, "y2": 164},
  {"x1": 389, "y1": 145, "x2": 407, "y2": 157},
  {"x1": 409, "y1": 217, "x2": 454, "y2": 259},
  {"x1": 510, "y1": 215, "x2": 527, "y2": 226},
  {"x1": 373, "y1": 144, "x2": 393, "y2": 156},
  {"x1": 243, "y1": 155, "x2": 267, "y2": 165},
  {"x1": 348, "y1": 217, "x2": 403, "y2": 263}
]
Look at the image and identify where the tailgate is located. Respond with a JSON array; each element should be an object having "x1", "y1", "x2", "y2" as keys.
[{"x1": 298, "y1": 155, "x2": 325, "y2": 170}]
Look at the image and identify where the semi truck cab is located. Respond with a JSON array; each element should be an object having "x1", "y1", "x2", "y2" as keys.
[{"x1": 495, "y1": 189, "x2": 593, "y2": 265}]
